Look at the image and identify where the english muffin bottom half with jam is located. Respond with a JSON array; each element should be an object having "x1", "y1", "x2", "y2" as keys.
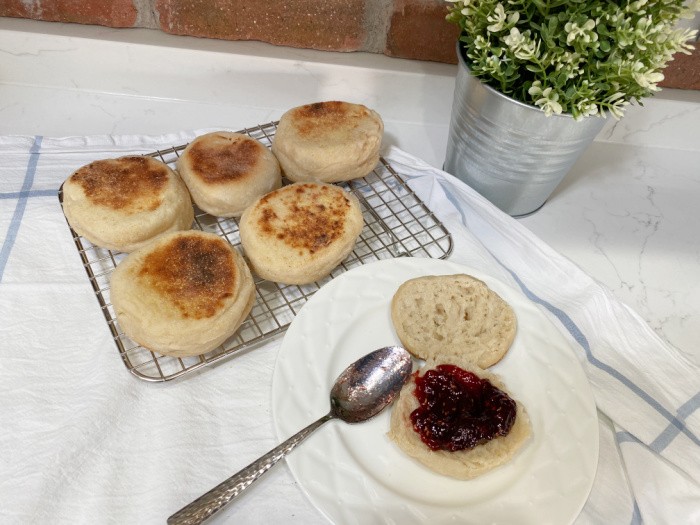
[
  {"x1": 61, "y1": 155, "x2": 194, "y2": 253},
  {"x1": 271, "y1": 101, "x2": 384, "y2": 183},
  {"x1": 388, "y1": 355, "x2": 531, "y2": 480},
  {"x1": 239, "y1": 182, "x2": 364, "y2": 285},
  {"x1": 110, "y1": 231, "x2": 255, "y2": 357},
  {"x1": 176, "y1": 131, "x2": 282, "y2": 218}
]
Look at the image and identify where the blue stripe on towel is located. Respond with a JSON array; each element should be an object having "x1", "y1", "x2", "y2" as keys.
[
  {"x1": 613, "y1": 432, "x2": 643, "y2": 525},
  {"x1": 0, "y1": 136, "x2": 43, "y2": 282},
  {"x1": 0, "y1": 188, "x2": 57, "y2": 200},
  {"x1": 435, "y1": 178, "x2": 699, "y2": 449},
  {"x1": 650, "y1": 391, "x2": 700, "y2": 452},
  {"x1": 630, "y1": 500, "x2": 642, "y2": 525},
  {"x1": 506, "y1": 269, "x2": 699, "y2": 449},
  {"x1": 616, "y1": 431, "x2": 641, "y2": 444}
]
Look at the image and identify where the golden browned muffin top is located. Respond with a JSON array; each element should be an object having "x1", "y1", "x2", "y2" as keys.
[
  {"x1": 254, "y1": 183, "x2": 353, "y2": 256},
  {"x1": 69, "y1": 156, "x2": 169, "y2": 213},
  {"x1": 290, "y1": 101, "x2": 369, "y2": 138},
  {"x1": 184, "y1": 133, "x2": 263, "y2": 185},
  {"x1": 136, "y1": 232, "x2": 237, "y2": 320}
]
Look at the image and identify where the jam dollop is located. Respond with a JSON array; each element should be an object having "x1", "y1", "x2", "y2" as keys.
[{"x1": 410, "y1": 364, "x2": 517, "y2": 451}]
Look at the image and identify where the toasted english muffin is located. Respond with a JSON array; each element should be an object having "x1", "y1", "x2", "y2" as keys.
[
  {"x1": 110, "y1": 230, "x2": 255, "y2": 357},
  {"x1": 388, "y1": 356, "x2": 531, "y2": 480},
  {"x1": 238, "y1": 182, "x2": 364, "y2": 285},
  {"x1": 391, "y1": 274, "x2": 517, "y2": 368},
  {"x1": 176, "y1": 131, "x2": 282, "y2": 217},
  {"x1": 271, "y1": 101, "x2": 383, "y2": 183},
  {"x1": 61, "y1": 156, "x2": 194, "y2": 253}
]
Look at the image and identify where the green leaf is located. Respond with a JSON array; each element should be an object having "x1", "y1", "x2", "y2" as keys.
[{"x1": 555, "y1": 70, "x2": 569, "y2": 87}]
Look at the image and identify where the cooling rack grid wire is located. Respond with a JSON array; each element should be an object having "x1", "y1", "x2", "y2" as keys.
[{"x1": 59, "y1": 121, "x2": 453, "y2": 381}]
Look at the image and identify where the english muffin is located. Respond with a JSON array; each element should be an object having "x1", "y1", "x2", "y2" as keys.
[
  {"x1": 239, "y1": 182, "x2": 364, "y2": 285},
  {"x1": 388, "y1": 356, "x2": 531, "y2": 480},
  {"x1": 110, "y1": 230, "x2": 255, "y2": 357},
  {"x1": 177, "y1": 131, "x2": 282, "y2": 217},
  {"x1": 271, "y1": 101, "x2": 384, "y2": 183},
  {"x1": 61, "y1": 155, "x2": 194, "y2": 253},
  {"x1": 391, "y1": 274, "x2": 517, "y2": 368}
]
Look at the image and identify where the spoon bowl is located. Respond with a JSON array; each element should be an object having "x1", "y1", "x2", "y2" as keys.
[
  {"x1": 331, "y1": 345, "x2": 413, "y2": 423},
  {"x1": 168, "y1": 345, "x2": 412, "y2": 525}
]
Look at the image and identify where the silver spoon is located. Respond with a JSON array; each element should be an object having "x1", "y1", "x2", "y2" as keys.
[{"x1": 167, "y1": 345, "x2": 412, "y2": 525}]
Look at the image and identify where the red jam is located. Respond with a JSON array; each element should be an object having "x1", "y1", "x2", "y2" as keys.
[{"x1": 410, "y1": 364, "x2": 516, "y2": 451}]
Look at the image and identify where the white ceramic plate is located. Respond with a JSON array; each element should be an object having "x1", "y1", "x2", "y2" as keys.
[{"x1": 272, "y1": 258, "x2": 598, "y2": 525}]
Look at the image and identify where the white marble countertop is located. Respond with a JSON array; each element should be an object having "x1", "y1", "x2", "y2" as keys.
[{"x1": 1, "y1": 17, "x2": 698, "y2": 361}]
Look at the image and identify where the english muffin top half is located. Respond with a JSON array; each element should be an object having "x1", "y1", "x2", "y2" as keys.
[
  {"x1": 239, "y1": 182, "x2": 364, "y2": 284},
  {"x1": 286, "y1": 101, "x2": 376, "y2": 140},
  {"x1": 61, "y1": 155, "x2": 194, "y2": 253},
  {"x1": 254, "y1": 182, "x2": 356, "y2": 254},
  {"x1": 110, "y1": 230, "x2": 256, "y2": 357},
  {"x1": 272, "y1": 101, "x2": 383, "y2": 183},
  {"x1": 70, "y1": 155, "x2": 169, "y2": 212},
  {"x1": 177, "y1": 132, "x2": 281, "y2": 218},
  {"x1": 134, "y1": 231, "x2": 240, "y2": 320}
]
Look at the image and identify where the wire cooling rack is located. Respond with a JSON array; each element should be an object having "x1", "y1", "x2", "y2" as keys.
[{"x1": 59, "y1": 121, "x2": 453, "y2": 382}]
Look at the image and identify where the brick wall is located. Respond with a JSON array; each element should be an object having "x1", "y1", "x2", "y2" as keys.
[{"x1": 1, "y1": 0, "x2": 698, "y2": 90}]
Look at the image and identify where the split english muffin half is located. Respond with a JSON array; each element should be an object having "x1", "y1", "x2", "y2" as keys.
[
  {"x1": 110, "y1": 230, "x2": 255, "y2": 357},
  {"x1": 388, "y1": 355, "x2": 531, "y2": 480},
  {"x1": 239, "y1": 182, "x2": 364, "y2": 285},
  {"x1": 391, "y1": 274, "x2": 517, "y2": 369},
  {"x1": 61, "y1": 155, "x2": 194, "y2": 253}
]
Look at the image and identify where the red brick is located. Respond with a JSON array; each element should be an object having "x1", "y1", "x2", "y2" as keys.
[
  {"x1": 0, "y1": 1, "x2": 33, "y2": 19},
  {"x1": 0, "y1": 0, "x2": 41, "y2": 19},
  {"x1": 660, "y1": 46, "x2": 700, "y2": 91},
  {"x1": 0, "y1": 0, "x2": 137, "y2": 28},
  {"x1": 385, "y1": 0, "x2": 460, "y2": 63},
  {"x1": 155, "y1": 0, "x2": 366, "y2": 52}
]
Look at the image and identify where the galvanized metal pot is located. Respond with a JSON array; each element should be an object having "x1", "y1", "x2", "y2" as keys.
[{"x1": 444, "y1": 45, "x2": 606, "y2": 216}]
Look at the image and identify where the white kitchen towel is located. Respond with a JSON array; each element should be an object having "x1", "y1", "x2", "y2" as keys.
[{"x1": 0, "y1": 132, "x2": 697, "y2": 525}]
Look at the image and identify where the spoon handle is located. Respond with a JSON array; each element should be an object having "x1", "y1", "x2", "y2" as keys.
[{"x1": 167, "y1": 412, "x2": 334, "y2": 525}]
